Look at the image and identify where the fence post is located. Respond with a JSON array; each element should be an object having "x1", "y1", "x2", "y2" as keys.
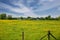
[
  {"x1": 48, "y1": 31, "x2": 50, "y2": 40},
  {"x1": 40, "y1": 30, "x2": 57, "y2": 40},
  {"x1": 22, "y1": 31, "x2": 24, "y2": 40}
]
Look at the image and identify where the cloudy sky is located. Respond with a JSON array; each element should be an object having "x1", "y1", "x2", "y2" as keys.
[{"x1": 0, "y1": 0, "x2": 60, "y2": 17}]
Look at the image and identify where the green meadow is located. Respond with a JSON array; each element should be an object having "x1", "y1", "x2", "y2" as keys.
[{"x1": 0, "y1": 20, "x2": 60, "y2": 40}]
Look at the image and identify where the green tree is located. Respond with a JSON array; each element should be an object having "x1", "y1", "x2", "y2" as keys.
[
  {"x1": 20, "y1": 17, "x2": 24, "y2": 20},
  {"x1": 36, "y1": 17, "x2": 40, "y2": 20},
  {"x1": 0, "y1": 13, "x2": 7, "y2": 19},
  {"x1": 40, "y1": 17, "x2": 45, "y2": 20},
  {"x1": 45, "y1": 15, "x2": 51, "y2": 20},
  {"x1": 7, "y1": 15, "x2": 12, "y2": 20},
  {"x1": 58, "y1": 16, "x2": 60, "y2": 20},
  {"x1": 26, "y1": 16, "x2": 32, "y2": 20},
  {"x1": 56, "y1": 16, "x2": 60, "y2": 20}
]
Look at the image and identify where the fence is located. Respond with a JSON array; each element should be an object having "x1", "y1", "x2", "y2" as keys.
[
  {"x1": 21, "y1": 30, "x2": 57, "y2": 40},
  {"x1": 40, "y1": 30, "x2": 57, "y2": 40}
]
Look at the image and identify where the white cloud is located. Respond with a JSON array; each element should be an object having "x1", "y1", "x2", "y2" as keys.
[
  {"x1": 11, "y1": 1, "x2": 39, "y2": 17},
  {"x1": 0, "y1": 0, "x2": 60, "y2": 17},
  {"x1": 36, "y1": 0, "x2": 60, "y2": 11},
  {"x1": 0, "y1": 2, "x2": 39, "y2": 17},
  {"x1": 41, "y1": 0, "x2": 47, "y2": 1},
  {"x1": 41, "y1": 0, "x2": 54, "y2": 2},
  {"x1": 57, "y1": 7, "x2": 60, "y2": 11},
  {"x1": 49, "y1": 0, "x2": 54, "y2": 2}
]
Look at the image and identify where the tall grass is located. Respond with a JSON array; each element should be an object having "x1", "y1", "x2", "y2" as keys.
[{"x1": 0, "y1": 20, "x2": 60, "y2": 40}]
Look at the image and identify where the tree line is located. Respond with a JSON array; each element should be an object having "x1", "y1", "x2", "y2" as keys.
[{"x1": 0, "y1": 13, "x2": 60, "y2": 20}]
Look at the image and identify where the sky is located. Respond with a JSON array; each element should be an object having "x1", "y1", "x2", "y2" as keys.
[{"x1": 0, "y1": 0, "x2": 60, "y2": 17}]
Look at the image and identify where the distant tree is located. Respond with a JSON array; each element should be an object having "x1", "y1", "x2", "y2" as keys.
[
  {"x1": 48, "y1": 15, "x2": 51, "y2": 19},
  {"x1": 20, "y1": 17, "x2": 24, "y2": 20},
  {"x1": 40, "y1": 17, "x2": 45, "y2": 20},
  {"x1": 0, "y1": 13, "x2": 7, "y2": 19},
  {"x1": 31, "y1": 18, "x2": 37, "y2": 20},
  {"x1": 0, "y1": 14, "x2": 1, "y2": 19},
  {"x1": 58, "y1": 16, "x2": 60, "y2": 20},
  {"x1": 36, "y1": 17, "x2": 40, "y2": 20},
  {"x1": 56, "y1": 16, "x2": 60, "y2": 20},
  {"x1": 12, "y1": 18, "x2": 18, "y2": 20},
  {"x1": 45, "y1": 15, "x2": 51, "y2": 20},
  {"x1": 7, "y1": 15, "x2": 12, "y2": 20},
  {"x1": 26, "y1": 16, "x2": 32, "y2": 20}
]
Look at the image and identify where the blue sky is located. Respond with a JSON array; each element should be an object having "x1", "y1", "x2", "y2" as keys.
[{"x1": 0, "y1": 0, "x2": 60, "y2": 17}]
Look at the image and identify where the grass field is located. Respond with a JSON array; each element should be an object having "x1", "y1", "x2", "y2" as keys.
[{"x1": 0, "y1": 20, "x2": 60, "y2": 40}]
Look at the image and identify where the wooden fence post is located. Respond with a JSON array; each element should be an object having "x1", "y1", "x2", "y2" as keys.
[
  {"x1": 22, "y1": 31, "x2": 24, "y2": 40},
  {"x1": 40, "y1": 30, "x2": 57, "y2": 40},
  {"x1": 48, "y1": 31, "x2": 50, "y2": 40}
]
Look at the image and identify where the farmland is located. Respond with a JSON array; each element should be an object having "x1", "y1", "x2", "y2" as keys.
[{"x1": 0, "y1": 20, "x2": 60, "y2": 40}]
